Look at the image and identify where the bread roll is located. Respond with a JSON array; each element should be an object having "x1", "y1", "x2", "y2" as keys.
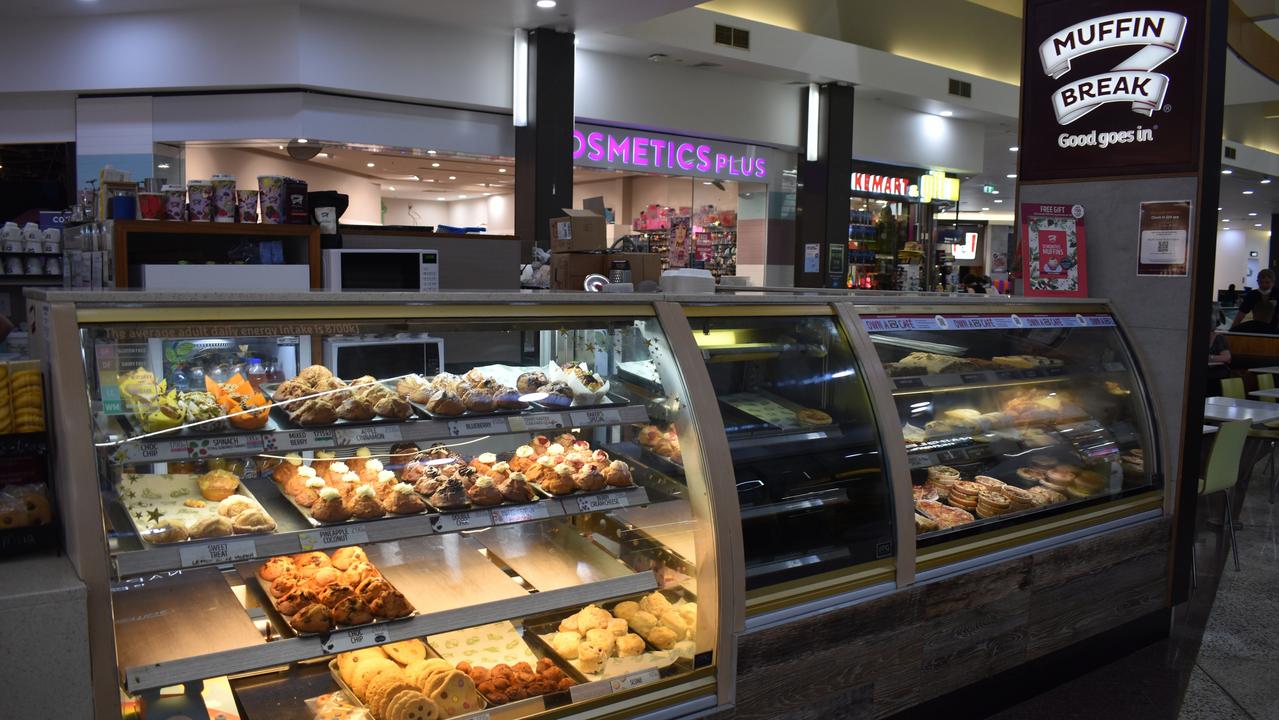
[
  {"x1": 616, "y1": 633, "x2": 645, "y2": 657},
  {"x1": 612, "y1": 601, "x2": 640, "y2": 621},
  {"x1": 551, "y1": 632, "x2": 580, "y2": 659},
  {"x1": 584, "y1": 628, "x2": 616, "y2": 656}
]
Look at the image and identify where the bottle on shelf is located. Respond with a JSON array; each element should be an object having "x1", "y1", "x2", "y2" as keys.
[{"x1": 246, "y1": 357, "x2": 267, "y2": 392}]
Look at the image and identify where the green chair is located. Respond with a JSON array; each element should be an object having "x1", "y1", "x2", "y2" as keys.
[
  {"x1": 1221, "y1": 377, "x2": 1245, "y2": 399},
  {"x1": 1195, "y1": 420, "x2": 1249, "y2": 585},
  {"x1": 1258, "y1": 373, "x2": 1276, "y2": 403}
]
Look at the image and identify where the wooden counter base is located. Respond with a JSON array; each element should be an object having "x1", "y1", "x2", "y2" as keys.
[{"x1": 728, "y1": 518, "x2": 1170, "y2": 719}]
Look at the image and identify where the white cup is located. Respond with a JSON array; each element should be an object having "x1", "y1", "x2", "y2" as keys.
[
  {"x1": 0, "y1": 223, "x2": 20, "y2": 253},
  {"x1": 42, "y1": 228, "x2": 62, "y2": 254}
]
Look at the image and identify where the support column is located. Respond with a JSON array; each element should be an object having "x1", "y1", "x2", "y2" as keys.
[
  {"x1": 794, "y1": 83, "x2": 853, "y2": 288},
  {"x1": 514, "y1": 28, "x2": 575, "y2": 262}
]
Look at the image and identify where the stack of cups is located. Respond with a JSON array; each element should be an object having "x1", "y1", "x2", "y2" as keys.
[
  {"x1": 187, "y1": 179, "x2": 214, "y2": 222},
  {"x1": 258, "y1": 176, "x2": 286, "y2": 224},
  {"x1": 237, "y1": 190, "x2": 259, "y2": 223},
  {"x1": 212, "y1": 173, "x2": 237, "y2": 223},
  {"x1": 162, "y1": 185, "x2": 187, "y2": 221}
]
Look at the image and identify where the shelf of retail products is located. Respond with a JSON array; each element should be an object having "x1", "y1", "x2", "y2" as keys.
[
  {"x1": 102, "y1": 402, "x2": 652, "y2": 465},
  {"x1": 117, "y1": 535, "x2": 658, "y2": 693},
  {"x1": 110, "y1": 472, "x2": 656, "y2": 577}
]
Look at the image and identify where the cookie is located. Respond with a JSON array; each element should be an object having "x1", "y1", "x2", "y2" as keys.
[
  {"x1": 425, "y1": 670, "x2": 481, "y2": 716},
  {"x1": 351, "y1": 657, "x2": 401, "y2": 700},
  {"x1": 372, "y1": 678, "x2": 417, "y2": 719},
  {"x1": 383, "y1": 638, "x2": 428, "y2": 665},
  {"x1": 387, "y1": 690, "x2": 440, "y2": 720},
  {"x1": 338, "y1": 647, "x2": 388, "y2": 686},
  {"x1": 406, "y1": 658, "x2": 453, "y2": 690}
]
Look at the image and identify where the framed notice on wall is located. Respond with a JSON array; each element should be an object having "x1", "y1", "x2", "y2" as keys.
[
  {"x1": 1137, "y1": 200, "x2": 1191, "y2": 276},
  {"x1": 1021, "y1": 203, "x2": 1089, "y2": 297}
]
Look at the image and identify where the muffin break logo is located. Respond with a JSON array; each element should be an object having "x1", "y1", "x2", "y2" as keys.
[{"x1": 1039, "y1": 11, "x2": 1187, "y2": 125}]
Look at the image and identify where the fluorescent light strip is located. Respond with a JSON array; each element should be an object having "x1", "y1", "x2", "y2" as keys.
[
  {"x1": 513, "y1": 31, "x2": 529, "y2": 128},
  {"x1": 805, "y1": 83, "x2": 820, "y2": 163}
]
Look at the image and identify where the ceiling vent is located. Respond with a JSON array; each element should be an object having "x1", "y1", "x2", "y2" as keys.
[
  {"x1": 948, "y1": 78, "x2": 973, "y2": 98},
  {"x1": 689, "y1": 61, "x2": 723, "y2": 69},
  {"x1": 715, "y1": 24, "x2": 750, "y2": 50},
  {"x1": 1223, "y1": 146, "x2": 1237, "y2": 160}
]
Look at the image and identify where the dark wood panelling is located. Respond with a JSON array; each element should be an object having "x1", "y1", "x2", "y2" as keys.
[{"x1": 731, "y1": 519, "x2": 1171, "y2": 720}]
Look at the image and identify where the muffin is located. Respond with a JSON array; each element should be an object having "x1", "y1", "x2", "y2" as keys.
[
  {"x1": 383, "y1": 482, "x2": 427, "y2": 514},
  {"x1": 310, "y1": 487, "x2": 351, "y2": 523},
  {"x1": 467, "y1": 476, "x2": 505, "y2": 506},
  {"x1": 346, "y1": 485, "x2": 385, "y2": 520}
]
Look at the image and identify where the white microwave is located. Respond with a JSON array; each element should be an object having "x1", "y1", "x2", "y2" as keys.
[
  {"x1": 322, "y1": 335, "x2": 444, "y2": 381},
  {"x1": 323, "y1": 248, "x2": 439, "y2": 292}
]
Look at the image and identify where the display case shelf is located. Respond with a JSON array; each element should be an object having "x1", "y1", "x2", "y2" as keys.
[
  {"x1": 104, "y1": 402, "x2": 652, "y2": 465},
  {"x1": 887, "y1": 362, "x2": 1128, "y2": 395}
]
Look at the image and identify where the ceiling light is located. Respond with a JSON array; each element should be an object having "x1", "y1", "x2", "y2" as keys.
[
  {"x1": 702, "y1": 181, "x2": 712, "y2": 185},
  {"x1": 424, "y1": 179, "x2": 434, "y2": 182},
  {"x1": 388, "y1": 186, "x2": 397, "y2": 191},
  {"x1": 1243, "y1": 190, "x2": 1254, "y2": 195},
  {"x1": 427, "y1": 150, "x2": 437, "y2": 155},
  {"x1": 157, "y1": 163, "x2": 170, "y2": 169},
  {"x1": 278, "y1": 145, "x2": 285, "y2": 150},
  {"x1": 317, "y1": 153, "x2": 330, "y2": 158},
  {"x1": 431, "y1": 162, "x2": 440, "y2": 168},
  {"x1": 484, "y1": 193, "x2": 492, "y2": 196},
  {"x1": 981, "y1": 207, "x2": 990, "y2": 211},
  {"x1": 939, "y1": 110, "x2": 953, "y2": 117},
  {"x1": 994, "y1": 199, "x2": 1003, "y2": 203},
  {"x1": 367, "y1": 162, "x2": 375, "y2": 168},
  {"x1": 1006, "y1": 173, "x2": 1017, "y2": 179},
  {"x1": 1223, "y1": 218, "x2": 1230, "y2": 222},
  {"x1": 1218, "y1": 207, "x2": 1223, "y2": 211},
  {"x1": 1261, "y1": 178, "x2": 1272, "y2": 184},
  {"x1": 1009, "y1": 146, "x2": 1019, "y2": 152},
  {"x1": 1257, "y1": 223, "x2": 1264, "y2": 227},
  {"x1": 448, "y1": 176, "x2": 456, "y2": 180},
  {"x1": 459, "y1": 194, "x2": 468, "y2": 199},
  {"x1": 499, "y1": 168, "x2": 508, "y2": 173},
  {"x1": 1249, "y1": 212, "x2": 1257, "y2": 216},
  {"x1": 1222, "y1": 169, "x2": 1232, "y2": 174},
  {"x1": 992, "y1": 190, "x2": 1000, "y2": 194},
  {"x1": 536, "y1": 0, "x2": 556, "y2": 7},
  {"x1": 296, "y1": 138, "x2": 308, "y2": 144}
]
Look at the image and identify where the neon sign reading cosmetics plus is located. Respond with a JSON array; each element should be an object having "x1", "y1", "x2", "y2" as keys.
[{"x1": 571, "y1": 129, "x2": 767, "y2": 178}]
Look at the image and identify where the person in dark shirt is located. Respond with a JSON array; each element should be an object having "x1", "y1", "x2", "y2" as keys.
[
  {"x1": 1222, "y1": 283, "x2": 1238, "y2": 307},
  {"x1": 1231, "y1": 269, "x2": 1277, "y2": 332}
]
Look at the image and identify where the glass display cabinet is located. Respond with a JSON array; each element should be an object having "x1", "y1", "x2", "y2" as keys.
[
  {"x1": 44, "y1": 296, "x2": 728, "y2": 720},
  {"x1": 856, "y1": 304, "x2": 1161, "y2": 567},
  {"x1": 680, "y1": 305, "x2": 895, "y2": 614}
]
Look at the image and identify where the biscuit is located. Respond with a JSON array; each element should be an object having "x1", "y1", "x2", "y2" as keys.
[
  {"x1": 426, "y1": 670, "x2": 481, "y2": 717},
  {"x1": 383, "y1": 638, "x2": 428, "y2": 665},
  {"x1": 352, "y1": 658, "x2": 400, "y2": 700},
  {"x1": 388, "y1": 690, "x2": 440, "y2": 720}
]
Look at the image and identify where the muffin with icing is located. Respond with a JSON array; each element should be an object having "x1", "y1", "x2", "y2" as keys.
[
  {"x1": 345, "y1": 484, "x2": 385, "y2": 520},
  {"x1": 383, "y1": 482, "x2": 427, "y2": 514},
  {"x1": 603, "y1": 460, "x2": 634, "y2": 488},
  {"x1": 310, "y1": 487, "x2": 351, "y2": 523},
  {"x1": 541, "y1": 463, "x2": 577, "y2": 496},
  {"x1": 429, "y1": 477, "x2": 470, "y2": 510}
]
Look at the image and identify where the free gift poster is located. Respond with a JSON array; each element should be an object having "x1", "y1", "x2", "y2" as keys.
[{"x1": 1021, "y1": 203, "x2": 1089, "y2": 297}]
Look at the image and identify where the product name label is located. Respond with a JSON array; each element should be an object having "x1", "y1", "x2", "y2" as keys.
[
  {"x1": 299, "y1": 525, "x2": 370, "y2": 551},
  {"x1": 1039, "y1": 11, "x2": 1186, "y2": 125},
  {"x1": 178, "y1": 539, "x2": 256, "y2": 568}
]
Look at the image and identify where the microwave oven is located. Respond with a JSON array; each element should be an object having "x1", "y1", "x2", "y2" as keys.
[
  {"x1": 323, "y1": 248, "x2": 439, "y2": 291},
  {"x1": 322, "y1": 335, "x2": 444, "y2": 381}
]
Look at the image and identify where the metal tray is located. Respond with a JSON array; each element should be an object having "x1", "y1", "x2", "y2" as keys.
[
  {"x1": 262, "y1": 383, "x2": 416, "y2": 429},
  {"x1": 277, "y1": 482, "x2": 435, "y2": 527},
  {"x1": 328, "y1": 657, "x2": 493, "y2": 720},
  {"x1": 245, "y1": 557, "x2": 417, "y2": 638},
  {"x1": 116, "y1": 471, "x2": 278, "y2": 547}
]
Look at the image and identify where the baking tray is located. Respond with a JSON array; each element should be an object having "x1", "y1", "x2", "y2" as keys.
[
  {"x1": 718, "y1": 391, "x2": 833, "y2": 432},
  {"x1": 278, "y1": 483, "x2": 435, "y2": 527},
  {"x1": 115, "y1": 472, "x2": 278, "y2": 547},
  {"x1": 533, "y1": 390, "x2": 630, "y2": 412},
  {"x1": 262, "y1": 383, "x2": 417, "y2": 428},
  {"x1": 116, "y1": 411, "x2": 281, "y2": 440},
  {"x1": 244, "y1": 557, "x2": 417, "y2": 638},
  {"x1": 328, "y1": 657, "x2": 493, "y2": 720}
]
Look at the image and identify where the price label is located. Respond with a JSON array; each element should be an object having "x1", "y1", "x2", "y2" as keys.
[
  {"x1": 575, "y1": 492, "x2": 626, "y2": 513},
  {"x1": 322, "y1": 625, "x2": 391, "y2": 653},
  {"x1": 507, "y1": 414, "x2": 563, "y2": 432},
  {"x1": 569, "y1": 408, "x2": 622, "y2": 427},
  {"x1": 569, "y1": 680, "x2": 613, "y2": 704},
  {"x1": 299, "y1": 525, "x2": 370, "y2": 551},
  {"x1": 178, "y1": 538, "x2": 257, "y2": 568},
  {"x1": 448, "y1": 417, "x2": 508, "y2": 437},
  {"x1": 893, "y1": 377, "x2": 924, "y2": 389},
  {"x1": 959, "y1": 372, "x2": 987, "y2": 384},
  {"x1": 610, "y1": 668, "x2": 660, "y2": 692},
  {"x1": 184, "y1": 434, "x2": 265, "y2": 458},
  {"x1": 430, "y1": 510, "x2": 491, "y2": 533},
  {"x1": 491, "y1": 502, "x2": 552, "y2": 525},
  {"x1": 334, "y1": 424, "x2": 403, "y2": 447},
  {"x1": 278, "y1": 429, "x2": 336, "y2": 451}
]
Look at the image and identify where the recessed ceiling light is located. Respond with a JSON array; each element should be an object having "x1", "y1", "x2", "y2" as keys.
[
  {"x1": 431, "y1": 162, "x2": 440, "y2": 167},
  {"x1": 992, "y1": 190, "x2": 1000, "y2": 194},
  {"x1": 448, "y1": 176, "x2": 456, "y2": 180},
  {"x1": 157, "y1": 163, "x2": 170, "y2": 169},
  {"x1": 1243, "y1": 190, "x2": 1254, "y2": 195},
  {"x1": 1257, "y1": 223, "x2": 1264, "y2": 227},
  {"x1": 536, "y1": 0, "x2": 556, "y2": 7},
  {"x1": 459, "y1": 194, "x2": 468, "y2": 199},
  {"x1": 296, "y1": 138, "x2": 308, "y2": 144},
  {"x1": 388, "y1": 186, "x2": 397, "y2": 191},
  {"x1": 424, "y1": 179, "x2": 434, "y2": 182},
  {"x1": 1223, "y1": 218, "x2": 1230, "y2": 222},
  {"x1": 981, "y1": 207, "x2": 990, "y2": 211},
  {"x1": 484, "y1": 193, "x2": 492, "y2": 196},
  {"x1": 1222, "y1": 169, "x2": 1232, "y2": 174},
  {"x1": 939, "y1": 110, "x2": 953, "y2": 117},
  {"x1": 1006, "y1": 173, "x2": 1017, "y2": 179},
  {"x1": 1262, "y1": 178, "x2": 1272, "y2": 184},
  {"x1": 994, "y1": 199, "x2": 1003, "y2": 203},
  {"x1": 1249, "y1": 212, "x2": 1257, "y2": 216},
  {"x1": 427, "y1": 150, "x2": 436, "y2": 155},
  {"x1": 367, "y1": 162, "x2": 375, "y2": 168},
  {"x1": 317, "y1": 152, "x2": 330, "y2": 158},
  {"x1": 498, "y1": 168, "x2": 507, "y2": 173},
  {"x1": 1218, "y1": 207, "x2": 1223, "y2": 211},
  {"x1": 702, "y1": 181, "x2": 712, "y2": 185},
  {"x1": 1009, "y1": 146, "x2": 1019, "y2": 152}
]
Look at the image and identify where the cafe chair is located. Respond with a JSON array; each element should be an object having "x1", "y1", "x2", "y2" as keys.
[
  {"x1": 1221, "y1": 377, "x2": 1246, "y2": 399},
  {"x1": 1258, "y1": 373, "x2": 1276, "y2": 403},
  {"x1": 1194, "y1": 420, "x2": 1249, "y2": 586}
]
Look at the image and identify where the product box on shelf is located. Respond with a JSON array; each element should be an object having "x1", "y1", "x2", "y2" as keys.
[
  {"x1": 610, "y1": 252, "x2": 662, "y2": 285},
  {"x1": 550, "y1": 209, "x2": 606, "y2": 253},
  {"x1": 550, "y1": 252, "x2": 606, "y2": 290}
]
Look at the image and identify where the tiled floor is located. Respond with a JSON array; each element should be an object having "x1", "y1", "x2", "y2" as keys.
[{"x1": 985, "y1": 454, "x2": 1279, "y2": 720}]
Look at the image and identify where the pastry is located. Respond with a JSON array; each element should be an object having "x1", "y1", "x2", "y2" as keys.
[
  {"x1": 356, "y1": 458, "x2": 385, "y2": 485},
  {"x1": 357, "y1": 383, "x2": 394, "y2": 405},
  {"x1": 575, "y1": 464, "x2": 606, "y2": 492},
  {"x1": 273, "y1": 378, "x2": 313, "y2": 403},
  {"x1": 310, "y1": 487, "x2": 352, "y2": 523},
  {"x1": 217, "y1": 494, "x2": 257, "y2": 518},
  {"x1": 355, "y1": 576, "x2": 392, "y2": 606},
  {"x1": 293, "y1": 551, "x2": 332, "y2": 574},
  {"x1": 526, "y1": 455, "x2": 557, "y2": 483},
  {"x1": 915, "y1": 513, "x2": 940, "y2": 534},
  {"x1": 349, "y1": 448, "x2": 375, "y2": 474},
  {"x1": 189, "y1": 514, "x2": 234, "y2": 538},
  {"x1": 293, "y1": 477, "x2": 325, "y2": 507},
  {"x1": 612, "y1": 600, "x2": 640, "y2": 621},
  {"x1": 616, "y1": 633, "x2": 645, "y2": 657},
  {"x1": 516, "y1": 371, "x2": 549, "y2": 394},
  {"x1": 497, "y1": 471, "x2": 535, "y2": 503},
  {"x1": 424, "y1": 669, "x2": 481, "y2": 717},
  {"x1": 290, "y1": 603, "x2": 332, "y2": 633},
  {"x1": 603, "y1": 460, "x2": 634, "y2": 487},
  {"x1": 796, "y1": 408, "x2": 833, "y2": 426},
  {"x1": 232, "y1": 507, "x2": 277, "y2": 533},
  {"x1": 371, "y1": 469, "x2": 398, "y2": 499},
  {"x1": 383, "y1": 638, "x2": 428, "y2": 665},
  {"x1": 401, "y1": 459, "x2": 433, "y2": 483},
  {"x1": 146, "y1": 519, "x2": 189, "y2": 544},
  {"x1": 537, "y1": 382, "x2": 574, "y2": 408},
  {"x1": 198, "y1": 469, "x2": 240, "y2": 501},
  {"x1": 1001, "y1": 485, "x2": 1036, "y2": 512},
  {"x1": 389, "y1": 443, "x2": 420, "y2": 464},
  {"x1": 311, "y1": 451, "x2": 337, "y2": 475},
  {"x1": 1031, "y1": 455, "x2": 1058, "y2": 470},
  {"x1": 338, "y1": 470, "x2": 362, "y2": 498},
  {"x1": 387, "y1": 690, "x2": 441, "y2": 720},
  {"x1": 470, "y1": 452, "x2": 498, "y2": 474},
  {"x1": 413, "y1": 468, "x2": 443, "y2": 497},
  {"x1": 509, "y1": 445, "x2": 537, "y2": 472},
  {"x1": 331, "y1": 546, "x2": 368, "y2": 571},
  {"x1": 317, "y1": 582, "x2": 355, "y2": 607},
  {"x1": 297, "y1": 364, "x2": 334, "y2": 385},
  {"x1": 453, "y1": 466, "x2": 478, "y2": 489},
  {"x1": 462, "y1": 388, "x2": 495, "y2": 413},
  {"x1": 313, "y1": 375, "x2": 349, "y2": 401},
  {"x1": 369, "y1": 588, "x2": 413, "y2": 619},
  {"x1": 429, "y1": 478, "x2": 469, "y2": 510},
  {"x1": 259, "y1": 556, "x2": 296, "y2": 581},
  {"x1": 912, "y1": 485, "x2": 939, "y2": 503},
  {"x1": 576, "y1": 641, "x2": 608, "y2": 673},
  {"x1": 384, "y1": 483, "x2": 427, "y2": 514},
  {"x1": 1029, "y1": 486, "x2": 1068, "y2": 505},
  {"x1": 291, "y1": 398, "x2": 338, "y2": 426},
  {"x1": 466, "y1": 476, "x2": 504, "y2": 506},
  {"x1": 975, "y1": 491, "x2": 1011, "y2": 519},
  {"x1": 1016, "y1": 467, "x2": 1047, "y2": 486},
  {"x1": 272, "y1": 453, "x2": 304, "y2": 483},
  {"x1": 336, "y1": 396, "x2": 376, "y2": 422},
  {"x1": 331, "y1": 595, "x2": 375, "y2": 626},
  {"x1": 430, "y1": 372, "x2": 463, "y2": 393},
  {"x1": 373, "y1": 395, "x2": 412, "y2": 420},
  {"x1": 488, "y1": 461, "x2": 512, "y2": 482},
  {"x1": 916, "y1": 499, "x2": 975, "y2": 529},
  {"x1": 1074, "y1": 470, "x2": 1105, "y2": 494},
  {"x1": 973, "y1": 476, "x2": 1007, "y2": 494},
  {"x1": 346, "y1": 485, "x2": 385, "y2": 520},
  {"x1": 269, "y1": 573, "x2": 298, "y2": 598},
  {"x1": 542, "y1": 464, "x2": 576, "y2": 495},
  {"x1": 425, "y1": 390, "x2": 465, "y2": 416},
  {"x1": 276, "y1": 587, "x2": 319, "y2": 616},
  {"x1": 343, "y1": 560, "x2": 379, "y2": 586},
  {"x1": 396, "y1": 374, "x2": 429, "y2": 398},
  {"x1": 492, "y1": 386, "x2": 526, "y2": 410}
]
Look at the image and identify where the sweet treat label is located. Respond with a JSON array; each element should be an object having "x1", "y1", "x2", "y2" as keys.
[
  {"x1": 323, "y1": 626, "x2": 392, "y2": 654},
  {"x1": 272, "y1": 429, "x2": 336, "y2": 451},
  {"x1": 430, "y1": 509, "x2": 493, "y2": 533},
  {"x1": 569, "y1": 408, "x2": 623, "y2": 427},
  {"x1": 448, "y1": 417, "x2": 509, "y2": 437},
  {"x1": 507, "y1": 414, "x2": 564, "y2": 432},
  {"x1": 492, "y1": 502, "x2": 555, "y2": 525},
  {"x1": 298, "y1": 525, "x2": 370, "y2": 551},
  {"x1": 335, "y1": 425, "x2": 403, "y2": 446},
  {"x1": 178, "y1": 538, "x2": 256, "y2": 568}
]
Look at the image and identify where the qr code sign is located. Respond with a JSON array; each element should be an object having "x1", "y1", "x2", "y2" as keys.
[{"x1": 1157, "y1": 240, "x2": 1169, "y2": 253}]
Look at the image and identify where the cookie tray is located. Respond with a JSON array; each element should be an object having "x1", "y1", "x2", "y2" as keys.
[
  {"x1": 115, "y1": 472, "x2": 278, "y2": 548},
  {"x1": 328, "y1": 658, "x2": 495, "y2": 720},
  {"x1": 243, "y1": 560, "x2": 418, "y2": 639}
]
